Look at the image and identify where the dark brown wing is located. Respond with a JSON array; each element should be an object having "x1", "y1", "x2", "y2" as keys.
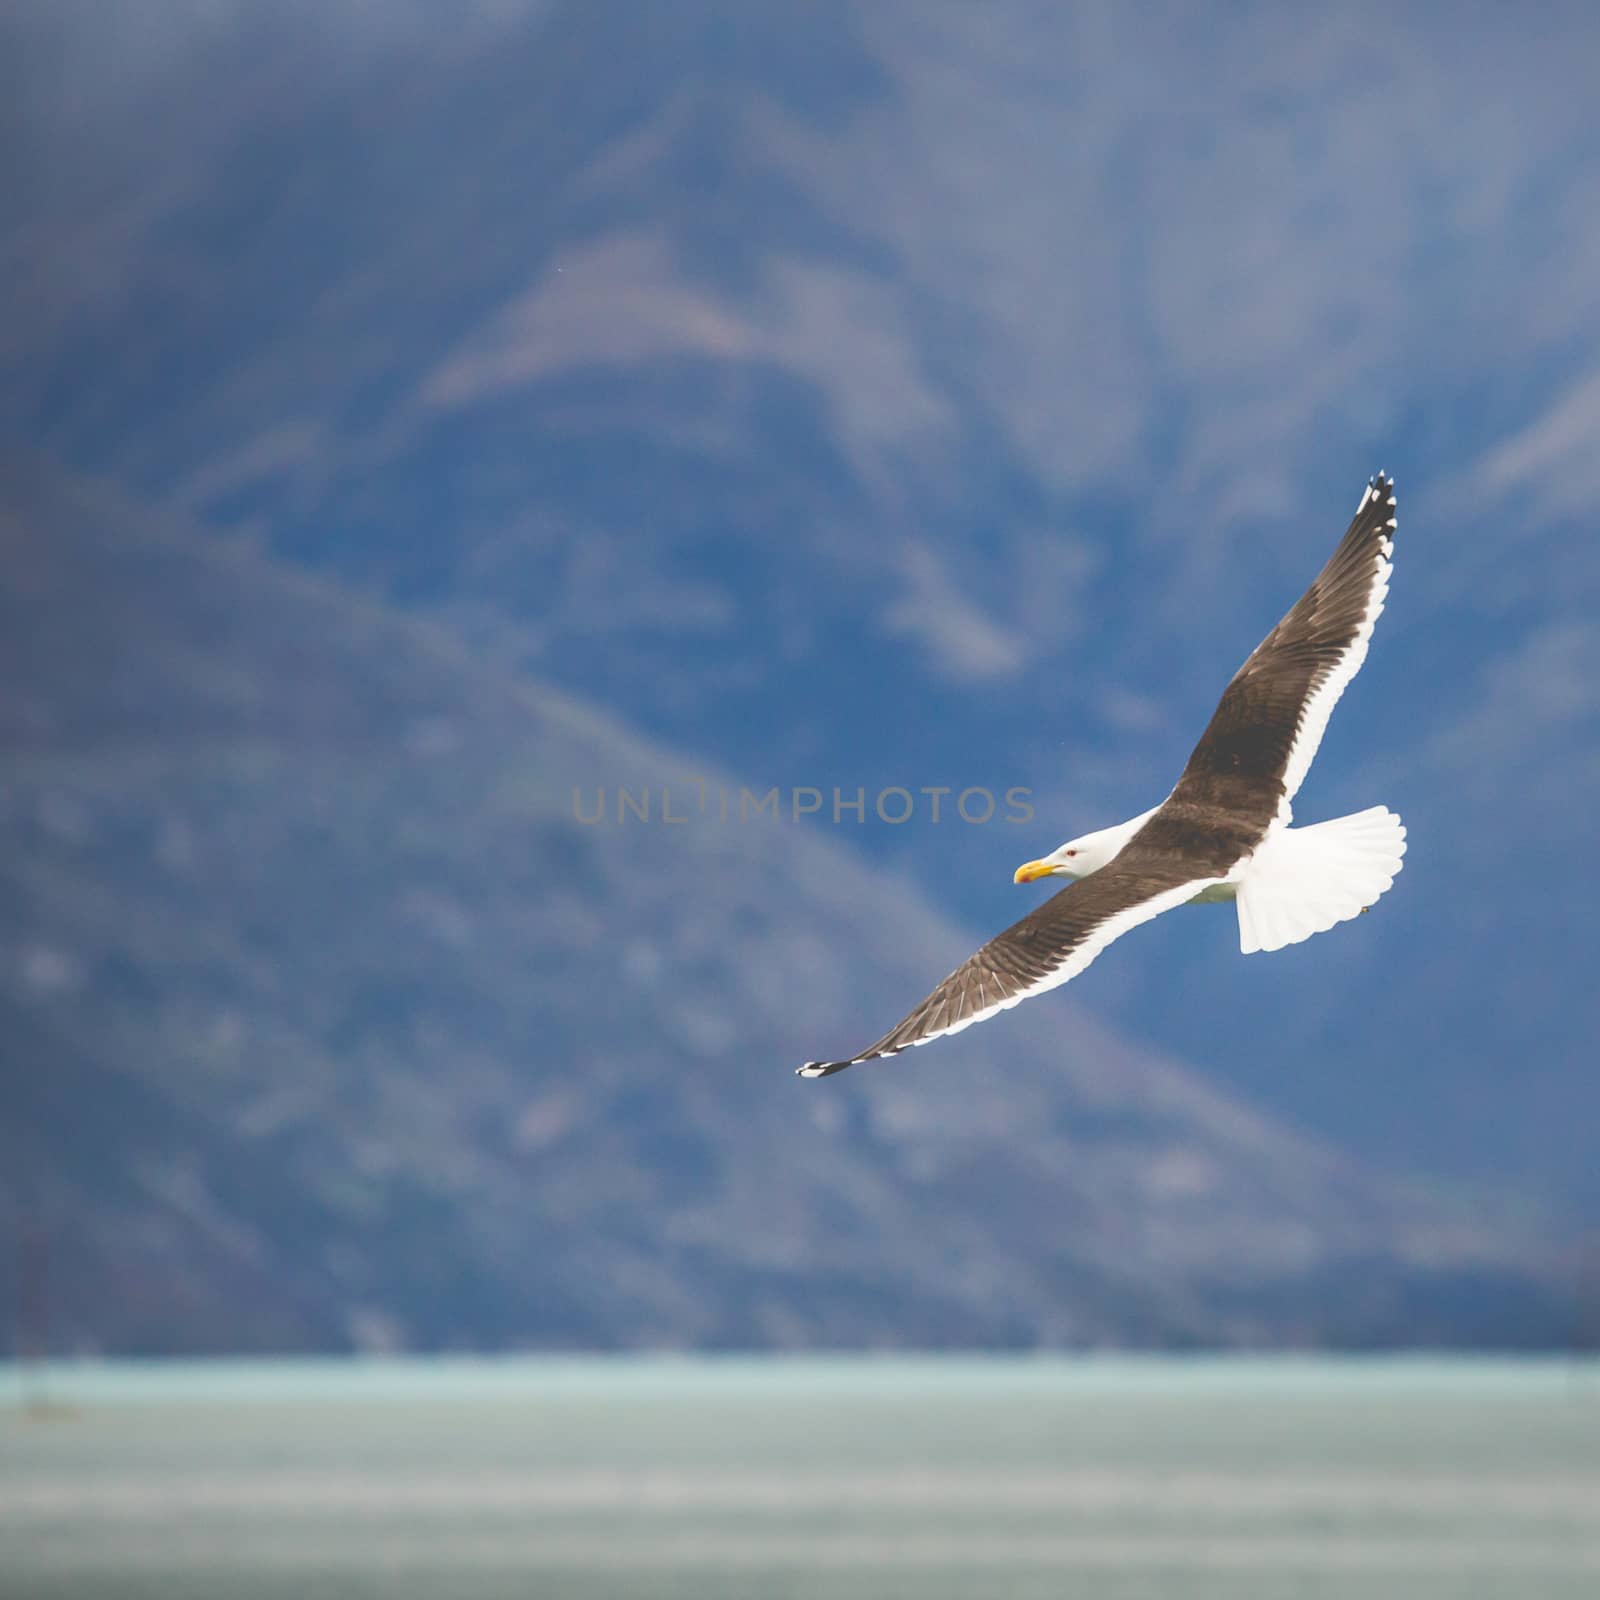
[
  {"x1": 1167, "y1": 471, "x2": 1397, "y2": 836},
  {"x1": 796, "y1": 849, "x2": 1226, "y2": 1077}
]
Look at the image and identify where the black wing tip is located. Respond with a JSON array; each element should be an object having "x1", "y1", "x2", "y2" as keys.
[
  {"x1": 796, "y1": 1058, "x2": 853, "y2": 1079},
  {"x1": 797, "y1": 1041, "x2": 910, "y2": 1077}
]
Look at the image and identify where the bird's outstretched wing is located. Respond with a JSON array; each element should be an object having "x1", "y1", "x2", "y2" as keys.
[
  {"x1": 796, "y1": 854, "x2": 1224, "y2": 1076},
  {"x1": 1167, "y1": 472, "x2": 1397, "y2": 828}
]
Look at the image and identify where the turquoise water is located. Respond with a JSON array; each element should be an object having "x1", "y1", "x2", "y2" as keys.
[{"x1": 2, "y1": 1358, "x2": 1597, "y2": 1598}]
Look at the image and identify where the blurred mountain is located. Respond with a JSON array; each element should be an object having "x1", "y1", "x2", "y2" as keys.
[
  {"x1": 0, "y1": 464, "x2": 1572, "y2": 1353},
  {"x1": 3, "y1": 0, "x2": 1597, "y2": 1222}
]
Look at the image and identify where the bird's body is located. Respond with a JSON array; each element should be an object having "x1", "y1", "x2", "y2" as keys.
[
  {"x1": 1022, "y1": 800, "x2": 1405, "y2": 939},
  {"x1": 798, "y1": 472, "x2": 1406, "y2": 1080}
]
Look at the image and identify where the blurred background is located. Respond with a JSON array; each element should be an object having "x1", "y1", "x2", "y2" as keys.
[{"x1": 3, "y1": 1, "x2": 1598, "y2": 1593}]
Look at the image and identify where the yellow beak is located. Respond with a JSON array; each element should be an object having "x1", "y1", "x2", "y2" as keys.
[{"x1": 1013, "y1": 859, "x2": 1057, "y2": 885}]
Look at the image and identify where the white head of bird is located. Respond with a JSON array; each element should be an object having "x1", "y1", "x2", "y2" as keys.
[{"x1": 1012, "y1": 807, "x2": 1159, "y2": 885}]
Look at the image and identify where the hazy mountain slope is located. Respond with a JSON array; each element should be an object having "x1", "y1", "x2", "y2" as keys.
[
  {"x1": 0, "y1": 462, "x2": 1570, "y2": 1354},
  {"x1": 3, "y1": 0, "x2": 1597, "y2": 1213}
]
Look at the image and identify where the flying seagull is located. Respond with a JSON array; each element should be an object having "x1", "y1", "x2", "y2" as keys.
[{"x1": 797, "y1": 472, "x2": 1405, "y2": 1080}]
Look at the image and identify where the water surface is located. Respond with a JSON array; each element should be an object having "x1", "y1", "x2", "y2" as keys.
[{"x1": 3, "y1": 1357, "x2": 1596, "y2": 1598}]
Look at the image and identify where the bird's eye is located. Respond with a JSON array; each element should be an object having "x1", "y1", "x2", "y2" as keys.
[{"x1": 1065, "y1": 849, "x2": 1077, "y2": 857}]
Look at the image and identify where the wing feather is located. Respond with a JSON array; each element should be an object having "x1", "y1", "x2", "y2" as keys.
[
  {"x1": 1168, "y1": 472, "x2": 1397, "y2": 830},
  {"x1": 797, "y1": 859, "x2": 1223, "y2": 1076}
]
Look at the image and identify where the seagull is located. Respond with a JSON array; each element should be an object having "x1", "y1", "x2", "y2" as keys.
[{"x1": 797, "y1": 472, "x2": 1406, "y2": 1080}]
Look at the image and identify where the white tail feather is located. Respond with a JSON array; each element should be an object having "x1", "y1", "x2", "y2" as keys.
[{"x1": 1236, "y1": 806, "x2": 1406, "y2": 955}]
